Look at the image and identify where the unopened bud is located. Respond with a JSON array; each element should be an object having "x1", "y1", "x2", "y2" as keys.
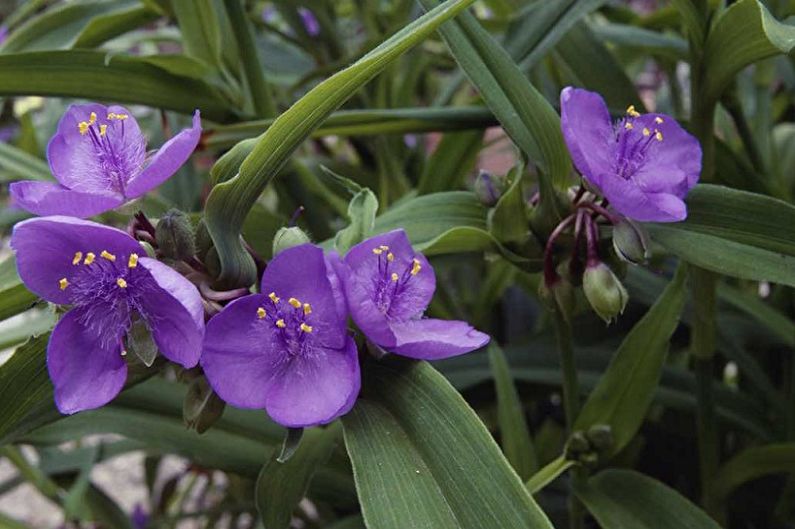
[
  {"x1": 583, "y1": 262, "x2": 628, "y2": 324},
  {"x1": 272, "y1": 227, "x2": 311, "y2": 256},
  {"x1": 156, "y1": 209, "x2": 195, "y2": 260},
  {"x1": 183, "y1": 376, "x2": 226, "y2": 434},
  {"x1": 586, "y1": 424, "x2": 614, "y2": 452},
  {"x1": 612, "y1": 217, "x2": 650, "y2": 265},
  {"x1": 474, "y1": 170, "x2": 508, "y2": 206},
  {"x1": 565, "y1": 431, "x2": 591, "y2": 459}
]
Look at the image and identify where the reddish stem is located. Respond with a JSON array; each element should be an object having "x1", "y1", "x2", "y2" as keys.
[{"x1": 543, "y1": 213, "x2": 577, "y2": 286}]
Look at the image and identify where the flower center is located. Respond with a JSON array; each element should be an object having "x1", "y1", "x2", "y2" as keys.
[
  {"x1": 255, "y1": 293, "x2": 314, "y2": 356},
  {"x1": 76, "y1": 111, "x2": 144, "y2": 196},
  {"x1": 369, "y1": 245, "x2": 422, "y2": 315},
  {"x1": 613, "y1": 105, "x2": 664, "y2": 180}
]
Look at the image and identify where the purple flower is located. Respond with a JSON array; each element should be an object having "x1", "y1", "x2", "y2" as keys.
[
  {"x1": 560, "y1": 87, "x2": 701, "y2": 222},
  {"x1": 131, "y1": 504, "x2": 149, "y2": 529},
  {"x1": 201, "y1": 244, "x2": 359, "y2": 428},
  {"x1": 333, "y1": 230, "x2": 490, "y2": 360},
  {"x1": 298, "y1": 7, "x2": 320, "y2": 36},
  {"x1": 10, "y1": 104, "x2": 202, "y2": 218},
  {"x1": 10, "y1": 216, "x2": 204, "y2": 414}
]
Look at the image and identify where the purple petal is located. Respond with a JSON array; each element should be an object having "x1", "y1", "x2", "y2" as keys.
[
  {"x1": 260, "y1": 244, "x2": 346, "y2": 349},
  {"x1": 136, "y1": 257, "x2": 204, "y2": 368},
  {"x1": 264, "y1": 336, "x2": 360, "y2": 427},
  {"x1": 9, "y1": 181, "x2": 122, "y2": 218},
  {"x1": 390, "y1": 318, "x2": 490, "y2": 360},
  {"x1": 124, "y1": 110, "x2": 201, "y2": 198},
  {"x1": 601, "y1": 176, "x2": 687, "y2": 222},
  {"x1": 560, "y1": 87, "x2": 616, "y2": 188},
  {"x1": 48, "y1": 308, "x2": 127, "y2": 414},
  {"x1": 201, "y1": 294, "x2": 281, "y2": 409},
  {"x1": 10, "y1": 216, "x2": 142, "y2": 304},
  {"x1": 631, "y1": 113, "x2": 701, "y2": 194}
]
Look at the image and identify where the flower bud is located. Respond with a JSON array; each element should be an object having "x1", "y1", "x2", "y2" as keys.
[
  {"x1": 156, "y1": 209, "x2": 195, "y2": 261},
  {"x1": 582, "y1": 262, "x2": 628, "y2": 323},
  {"x1": 564, "y1": 431, "x2": 591, "y2": 459},
  {"x1": 586, "y1": 424, "x2": 614, "y2": 453},
  {"x1": 612, "y1": 217, "x2": 650, "y2": 265},
  {"x1": 272, "y1": 227, "x2": 311, "y2": 256},
  {"x1": 183, "y1": 376, "x2": 226, "y2": 434},
  {"x1": 474, "y1": 170, "x2": 507, "y2": 206}
]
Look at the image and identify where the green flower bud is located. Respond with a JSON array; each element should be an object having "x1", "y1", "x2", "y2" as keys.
[
  {"x1": 474, "y1": 170, "x2": 508, "y2": 206},
  {"x1": 272, "y1": 226, "x2": 311, "y2": 256},
  {"x1": 564, "y1": 431, "x2": 591, "y2": 459},
  {"x1": 583, "y1": 262, "x2": 628, "y2": 324},
  {"x1": 585, "y1": 424, "x2": 614, "y2": 452},
  {"x1": 183, "y1": 376, "x2": 226, "y2": 434},
  {"x1": 612, "y1": 217, "x2": 650, "y2": 265},
  {"x1": 156, "y1": 209, "x2": 196, "y2": 260}
]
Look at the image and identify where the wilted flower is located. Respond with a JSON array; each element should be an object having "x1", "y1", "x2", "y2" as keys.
[
  {"x1": 10, "y1": 104, "x2": 201, "y2": 218},
  {"x1": 560, "y1": 87, "x2": 701, "y2": 222},
  {"x1": 201, "y1": 244, "x2": 359, "y2": 428},
  {"x1": 333, "y1": 230, "x2": 490, "y2": 359},
  {"x1": 10, "y1": 216, "x2": 204, "y2": 414}
]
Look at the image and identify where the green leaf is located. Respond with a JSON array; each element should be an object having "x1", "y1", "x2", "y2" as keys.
[
  {"x1": 489, "y1": 344, "x2": 537, "y2": 480},
  {"x1": 72, "y1": 5, "x2": 160, "y2": 48},
  {"x1": 335, "y1": 188, "x2": 379, "y2": 254},
  {"x1": 525, "y1": 455, "x2": 575, "y2": 495},
  {"x1": 647, "y1": 184, "x2": 795, "y2": 286},
  {"x1": 488, "y1": 163, "x2": 530, "y2": 244},
  {"x1": 417, "y1": 130, "x2": 483, "y2": 195},
  {"x1": 342, "y1": 357, "x2": 554, "y2": 529},
  {"x1": 0, "y1": 51, "x2": 235, "y2": 122},
  {"x1": 573, "y1": 265, "x2": 687, "y2": 457},
  {"x1": 0, "y1": 142, "x2": 51, "y2": 182},
  {"x1": 577, "y1": 469, "x2": 721, "y2": 528},
  {"x1": 256, "y1": 424, "x2": 340, "y2": 529},
  {"x1": 703, "y1": 0, "x2": 795, "y2": 103},
  {"x1": 172, "y1": 0, "x2": 222, "y2": 68},
  {"x1": 708, "y1": 444, "x2": 795, "y2": 507},
  {"x1": 203, "y1": 0, "x2": 478, "y2": 287}
]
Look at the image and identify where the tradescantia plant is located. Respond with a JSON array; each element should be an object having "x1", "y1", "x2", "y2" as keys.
[{"x1": 1, "y1": 0, "x2": 795, "y2": 528}]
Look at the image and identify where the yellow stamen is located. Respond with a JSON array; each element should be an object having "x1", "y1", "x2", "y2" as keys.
[
  {"x1": 372, "y1": 248, "x2": 383, "y2": 255},
  {"x1": 78, "y1": 122, "x2": 90, "y2": 135},
  {"x1": 642, "y1": 128, "x2": 651, "y2": 137},
  {"x1": 391, "y1": 272, "x2": 399, "y2": 282},
  {"x1": 84, "y1": 252, "x2": 96, "y2": 265},
  {"x1": 269, "y1": 292, "x2": 280, "y2": 303},
  {"x1": 88, "y1": 112, "x2": 97, "y2": 125},
  {"x1": 128, "y1": 253, "x2": 139, "y2": 268},
  {"x1": 624, "y1": 122, "x2": 634, "y2": 130},
  {"x1": 387, "y1": 252, "x2": 395, "y2": 262},
  {"x1": 99, "y1": 124, "x2": 108, "y2": 136},
  {"x1": 411, "y1": 258, "x2": 422, "y2": 276},
  {"x1": 107, "y1": 112, "x2": 128, "y2": 121},
  {"x1": 300, "y1": 323, "x2": 313, "y2": 333},
  {"x1": 379, "y1": 245, "x2": 389, "y2": 251},
  {"x1": 257, "y1": 307, "x2": 267, "y2": 319},
  {"x1": 655, "y1": 130, "x2": 663, "y2": 141},
  {"x1": 59, "y1": 278, "x2": 69, "y2": 290},
  {"x1": 626, "y1": 105, "x2": 641, "y2": 118},
  {"x1": 72, "y1": 251, "x2": 83, "y2": 265},
  {"x1": 116, "y1": 278, "x2": 128, "y2": 288},
  {"x1": 303, "y1": 303, "x2": 312, "y2": 315},
  {"x1": 276, "y1": 319, "x2": 286, "y2": 328},
  {"x1": 654, "y1": 116, "x2": 664, "y2": 124},
  {"x1": 120, "y1": 349, "x2": 127, "y2": 357},
  {"x1": 100, "y1": 250, "x2": 116, "y2": 262},
  {"x1": 288, "y1": 297, "x2": 302, "y2": 308}
]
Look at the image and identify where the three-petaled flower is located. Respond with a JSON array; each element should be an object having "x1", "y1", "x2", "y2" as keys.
[
  {"x1": 201, "y1": 244, "x2": 360, "y2": 428},
  {"x1": 10, "y1": 103, "x2": 201, "y2": 218},
  {"x1": 560, "y1": 87, "x2": 701, "y2": 222},
  {"x1": 10, "y1": 216, "x2": 205, "y2": 414},
  {"x1": 333, "y1": 229, "x2": 490, "y2": 359}
]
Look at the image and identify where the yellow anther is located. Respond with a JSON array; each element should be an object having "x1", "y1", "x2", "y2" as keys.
[
  {"x1": 391, "y1": 272, "x2": 399, "y2": 282},
  {"x1": 379, "y1": 245, "x2": 389, "y2": 251},
  {"x1": 257, "y1": 307, "x2": 267, "y2": 319},
  {"x1": 120, "y1": 349, "x2": 127, "y2": 357},
  {"x1": 116, "y1": 278, "x2": 128, "y2": 288},
  {"x1": 72, "y1": 251, "x2": 83, "y2": 265},
  {"x1": 624, "y1": 122, "x2": 634, "y2": 130},
  {"x1": 642, "y1": 128, "x2": 651, "y2": 137},
  {"x1": 269, "y1": 292, "x2": 280, "y2": 303},
  {"x1": 411, "y1": 258, "x2": 422, "y2": 276},
  {"x1": 626, "y1": 105, "x2": 641, "y2": 118},
  {"x1": 276, "y1": 319, "x2": 286, "y2": 328},
  {"x1": 100, "y1": 250, "x2": 116, "y2": 262},
  {"x1": 654, "y1": 116, "x2": 664, "y2": 124},
  {"x1": 107, "y1": 112, "x2": 128, "y2": 121},
  {"x1": 372, "y1": 248, "x2": 383, "y2": 255},
  {"x1": 128, "y1": 253, "x2": 139, "y2": 268},
  {"x1": 88, "y1": 112, "x2": 97, "y2": 125},
  {"x1": 387, "y1": 252, "x2": 395, "y2": 262},
  {"x1": 655, "y1": 130, "x2": 663, "y2": 141},
  {"x1": 300, "y1": 322, "x2": 313, "y2": 333},
  {"x1": 303, "y1": 303, "x2": 312, "y2": 315},
  {"x1": 59, "y1": 278, "x2": 69, "y2": 290},
  {"x1": 84, "y1": 252, "x2": 96, "y2": 265},
  {"x1": 288, "y1": 297, "x2": 302, "y2": 308},
  {"x1": 78, "y1": 121, "x2": 90, "y2": 135},
  {"x1": 99, "y1": 124, "x2": 108, "y2": 136}
]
